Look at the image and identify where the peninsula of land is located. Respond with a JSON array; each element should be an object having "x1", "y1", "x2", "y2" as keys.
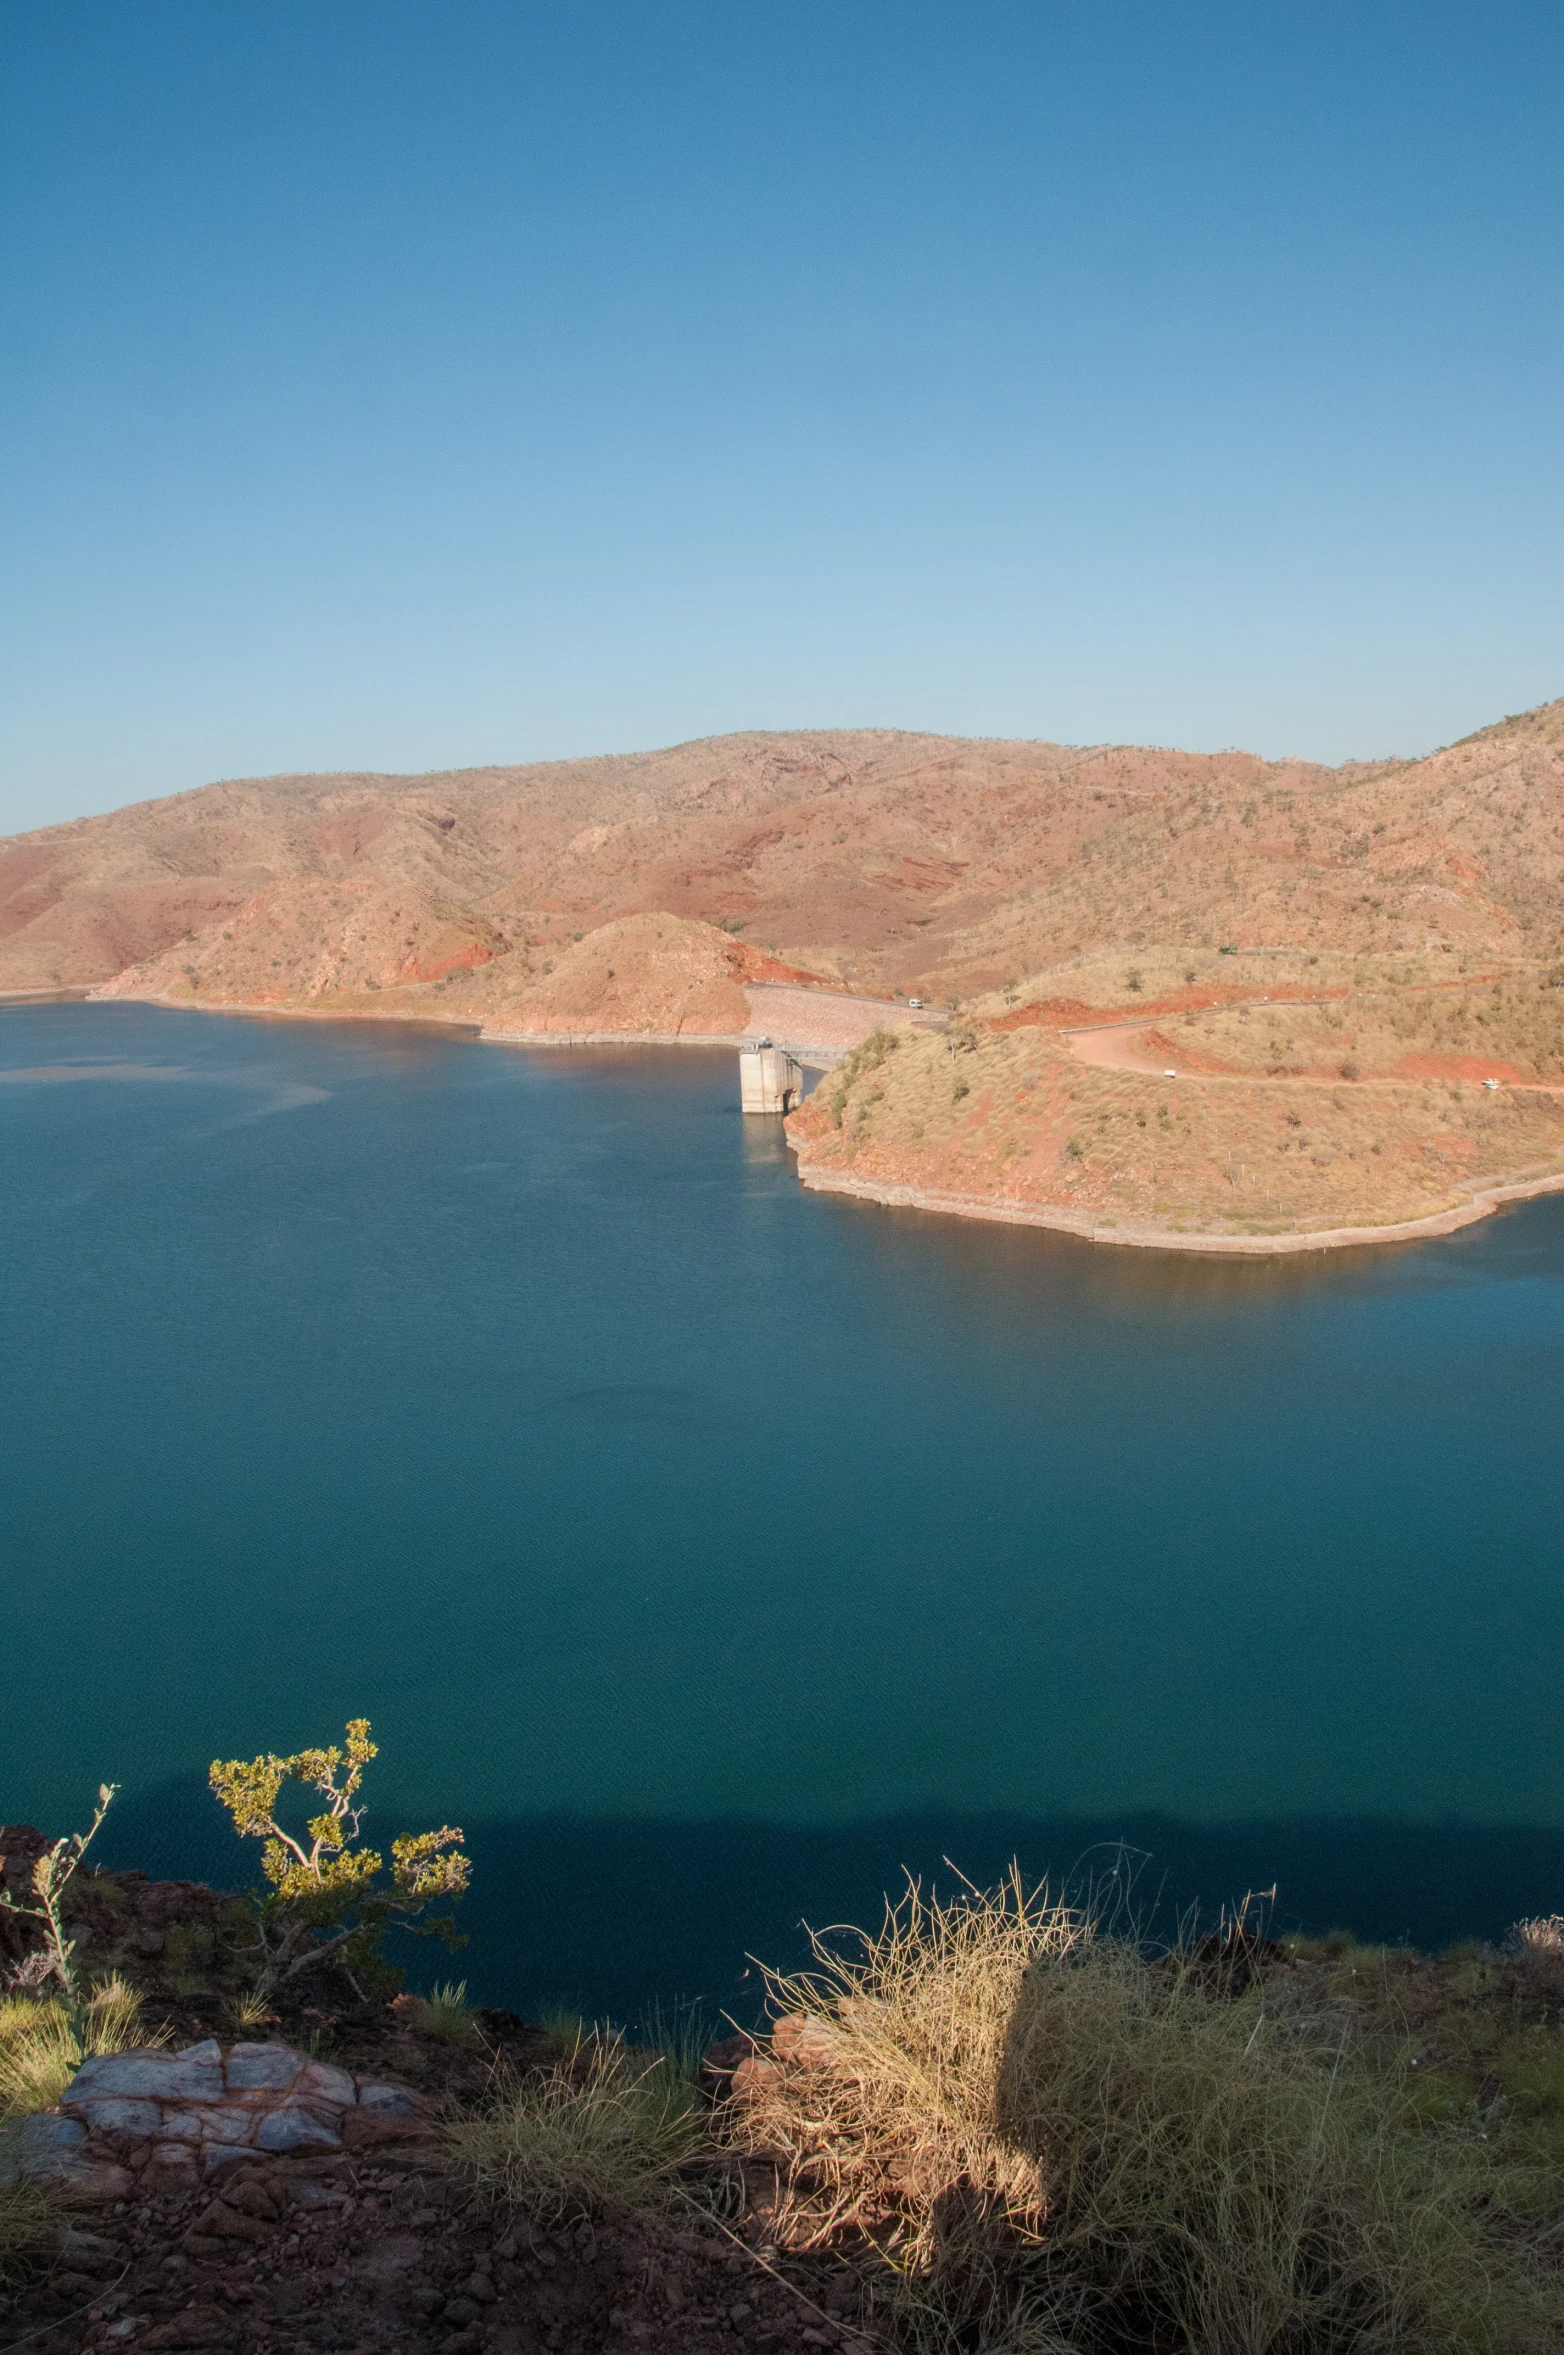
[{"x1": 4, "y1": 700, "x2": 1563, "y2": 1250}]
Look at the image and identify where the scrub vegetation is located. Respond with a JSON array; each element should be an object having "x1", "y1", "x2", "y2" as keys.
[
  {"x1": 791, "y1": 951, "x2": 1564, "y2": 1242},
  {"x1": 447, "y1": 2035, "x2": 702, "y2": 2226},
  {"x1": 12, "y1": 1770, "x2": 1564, "y2": 2345},
  {"x1": 727, "y1": 1879, "x2": 1564, "y2": 2352},
  {"x1": 0, "y1": 1977, "x2": 163, "y2": 2289},
  {"x1": 208, "y1": 1718, "x2": 470, "y2": 2001},
  {"x1": 0, "y1": 1978, "x2": 159, "y2": 2122}
]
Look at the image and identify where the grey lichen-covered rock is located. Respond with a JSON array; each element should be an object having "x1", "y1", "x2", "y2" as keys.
[
  {"x1": 3, "y1": 2112, "x2": 85, "y2": 2179},
  {"x1": 256, "y1": 2106, "x2": 340, "y2": 2152},
  {"x1": 73, "y1": 2095, "x2": 164, "y2": 2136},
  {"x1": 9, "y1": 2112, "x2": 135, "y2": 2199},
  {"x1": 45, "y1": 2037, "x2": 430, "y2": 2176},
  {"x1": 297, "y1": 2058, "x2": 357, "y2": 2107},
  {"x1": 358, "y1": 2083, "x2": 415, "y2": 2114},
  {"x1": 64, "y1": 2044, "x2": 224, "y2": 2104},
  {"x1": 222, "y1": 2040, "x2": 302, "y2": 2091}
]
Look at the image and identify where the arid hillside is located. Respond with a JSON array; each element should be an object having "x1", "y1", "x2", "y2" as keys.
[
  {"x1": 5, "y1": 700, "x2": 1563, "y2": 1245},
  {"x1": 4, "y1": 702, "x2": 1562, "y2": 1017}
]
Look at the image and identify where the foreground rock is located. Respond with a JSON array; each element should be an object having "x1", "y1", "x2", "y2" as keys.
[
  {"x1": 12, "y1": 2041, "x2": 428, "y2": 2199},
  {"x1": 2, "y1": 1998, "x2": 871, "y2": 2355}
]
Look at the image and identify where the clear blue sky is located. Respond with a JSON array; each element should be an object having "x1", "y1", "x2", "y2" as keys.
[{"x1": 3, "y1": 2, "x2": 1562, "y2": 831}]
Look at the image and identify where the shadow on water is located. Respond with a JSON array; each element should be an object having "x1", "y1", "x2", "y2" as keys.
[{"x1": 100, "y1": 1777, "x2": 1564, "y2": 2029}]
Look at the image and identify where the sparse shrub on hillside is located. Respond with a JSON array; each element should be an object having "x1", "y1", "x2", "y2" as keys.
[
  {"x1": 827, "y1": 1028, "x2": 906, "y2": 1129},
  {"x1": 0, "y1": 1784, "x2": 118, "y2": 2001},
  {"x1": 841, "y1": 1028, "x2": 900, "y2": 1081},
  {"x1": 729, "y1": 1877, "x2": 1564, "y2": 2355},
  {"x1": 209, "y1": 1718, "x2": 469, "y2": 2002}
]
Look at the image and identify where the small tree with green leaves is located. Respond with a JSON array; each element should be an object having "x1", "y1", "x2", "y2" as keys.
[
  {"x1": 0, "y1": 1784, "x2": 118, "y2": 2003},
  {"x1": 209, "y1": 1720, "x2": 468, "y2": 2003}
]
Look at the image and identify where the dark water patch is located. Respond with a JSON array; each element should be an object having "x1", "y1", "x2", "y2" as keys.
[{"x1": 98, "y1": 1776, "x2": 1564, "y2": 2025}]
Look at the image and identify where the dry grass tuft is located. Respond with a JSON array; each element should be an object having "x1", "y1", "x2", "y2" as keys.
[
  {"x1": 1513, "y1": 1916, "x2": 1564, "y2": 1959},
  {"x1": 447, "y1": 2038, "x2": 700, "y2": 2225},
  {"x1": 729, "y1": 1877, "x2": 1564, "y2": 2353},
  {"x1": 225, "y1": 1986, "x2": 278, "y2": 2033},
  {"x1": 535, "y1": 2006, "x2": 592, "y2": 2061},
  {"x1": 0, "y1": 1977, "x2": 164, "y2": 2120},
  {"x1": 406, "y1": 1979, "x2": 479, "y2": 2042},
  {"x1": 737, "y1": 1873, "x2": 1074, "y2": 2264},
  {"x1": 0, "y1": 2000, "x2": 80, "y2": 2121}
]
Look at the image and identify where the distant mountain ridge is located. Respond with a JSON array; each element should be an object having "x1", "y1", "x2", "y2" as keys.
[{"x1": 3, "y1": 707, "x2": 1561, "y2": 1036}]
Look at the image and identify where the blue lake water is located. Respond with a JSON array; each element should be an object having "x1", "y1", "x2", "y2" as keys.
[{"x1": 4, "y1": 999, "x2": 1564, "y2": 2021}]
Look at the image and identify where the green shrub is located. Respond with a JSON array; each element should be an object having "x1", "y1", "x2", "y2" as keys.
[
  {"x1": 0, "y1": 1786, "x2": 118, "y2": 2000},
  {"x1": 209, "y1": 1718, "x2": 469, "y2": 2002},
  {"x1": 536, "y1": 2007, "x2": 592, "y2": 2062}
]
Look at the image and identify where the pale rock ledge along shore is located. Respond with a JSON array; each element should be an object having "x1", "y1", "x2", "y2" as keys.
[{"x1": 786, "y1": 1155, "x2": 1564, "y2": 1258}]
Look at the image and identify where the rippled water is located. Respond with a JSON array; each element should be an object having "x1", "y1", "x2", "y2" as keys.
[{"x1": 4, "y1": 1000, "x2": 1563, "y2": 2018}]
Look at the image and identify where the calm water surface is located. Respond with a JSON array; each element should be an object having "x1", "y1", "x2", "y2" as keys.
[{"x1": 4, "y1": 1002, "x2": 1563, "y2": 2017}]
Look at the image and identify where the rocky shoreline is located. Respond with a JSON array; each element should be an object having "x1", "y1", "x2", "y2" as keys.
[{"x1": 788, "y1": 1152, "x2": 1564, "y2": 1256}]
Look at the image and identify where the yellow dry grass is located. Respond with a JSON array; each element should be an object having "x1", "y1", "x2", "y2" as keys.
[
  {"x1": 729, "y1": 1880, "x2": 1564, "y2": 2353},
  {"x1": 0, "y1": 2173, "x2": 57, "y2": 2288},
  {"x1": 0, "y1": 1977, "x2": 164, "y2": 2121}
]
